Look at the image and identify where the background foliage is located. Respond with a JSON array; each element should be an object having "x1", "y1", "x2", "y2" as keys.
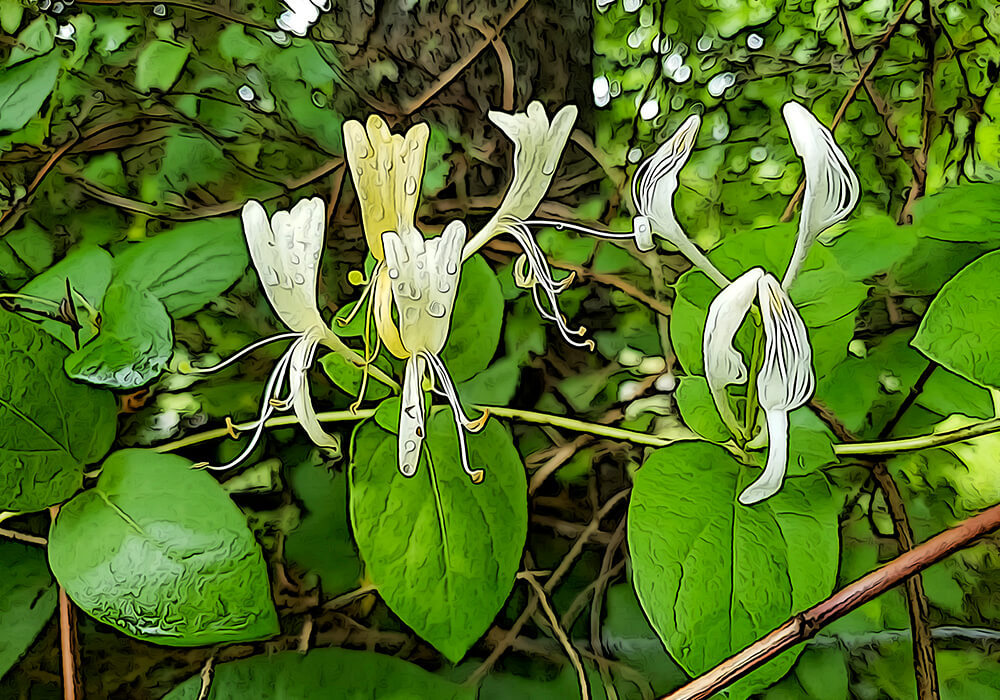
[{"x1": 3, "y1": 0, "x2": 1000, "y2": 697}]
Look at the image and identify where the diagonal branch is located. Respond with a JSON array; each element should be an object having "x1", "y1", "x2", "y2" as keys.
[{"x1": 662, "y1": 501, "x2": 1000, "y2": 700}]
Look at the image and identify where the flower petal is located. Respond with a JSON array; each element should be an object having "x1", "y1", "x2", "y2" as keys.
[
  {"x1": 288, "y1": 329, "x2": 340, "y2": 450},
  {"x1": 343, "y1": 116, "x2": 430, "y2": 261},
  {"x1": 756, "y1": 273, "x2": 815, "y2": 413},
  {"x1": 242, "y1": 198, "x2": 325, "y2": 333},
  {"x1": 781, "y1": 101, "x2": 860, "y2": 286},
  {"x1": 738, "y1": 408, "x2": 789, "y2": 505},
  {"x1": 703, "y1": 267, "x2": 764, "y2": 392},
  {"x1": 397, "y1": 355, "x2": 427, "y2": 477},
  {"x1": 632, "y1": 114, "x2": 700, "y2": 247},
  {"x1": 463, "y1": 102, "x2": 577, "y2": 257}
]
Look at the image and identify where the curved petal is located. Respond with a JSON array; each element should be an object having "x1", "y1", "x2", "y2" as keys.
[
  {"x1": 242, "y1": 198, "x2": 326, "y2": 333},
  {"x1": 276, "y1": 0, "x2": 322, "y2": 36},
  {"x1": 288, "y1": 329, "x2": 340, "y2": 450},
  {"x1": 463, "y1": 102, "x2": 578, "y2": 258},
  {"x1": 738, "y1": 408, "x2": 789, "y2": 505},
  {"x1": 703, "y1": 267, "x2": 764, "y2": 391},
  {"x1": 343, "y1": 116, "x2": 430, "y2": 260},
  {"x1": 781, "y1": 101, "x2": 860, "y2": 287},
  {"x1": 397, "y1": 354, "x2": 427, "y2": 477},
  {"x1": 372, "y1": 264, "x2": 409, "y2": 359},
  {"x1": 632, "y1": 114, "x2": 700, "y2": 246},
  {"x1": 756, "y1": 273, "x2": 814, "y2": 412}
]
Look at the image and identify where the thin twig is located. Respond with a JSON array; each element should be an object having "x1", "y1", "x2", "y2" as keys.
[
  {"x1": 661, "y1": 500, "x2": 1000, "y2": 700},
  {"x1": 196, "y1": 655, "x2": 215, "y2": 700},
  {"x1": 0, "y1": 527, "x2": 47, "y2": 546},
  {"x1": 523, "y1": 572, "x2": 591, "y2": 700},
  {"x1": 51, "y1": 506, "x2": 81, "y2": 700}
]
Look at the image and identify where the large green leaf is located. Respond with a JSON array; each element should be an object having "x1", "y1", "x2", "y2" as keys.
[
  {"x1": 912, "y1": 183, "x2": 1000, "y2": 243},
  {"x1": 0, "y1": 310, "x2": 116, "y2": 511},
  {"x1": 627, "y1": 442, "x2": 841, "y2": 699},
  {"x1": 0, "y1": 50, "x2": 61, "y2": 132},
  {"x1": 913, "y1": 250, "x2": 1000, "y2": 389},
  {"x1": 47, "y1": 450, "x2": 278, "y2": 646},
  {"x1": 162, "y1": 648, "x2": 474, "y2": 699},
  {"x1": 441, "y1": 254, "x2": 505, "y2": 382},
  {"x1": 64, "y1": 283, "x2": 173, "y2": 389},
  {"x1": 349, "y1": 411, "x2": 527, "y2": 662},
  {"x1": 113, "y1": 218, "x2": 249, "y2": 317},
  {"x1": 0, "y1": 540, "x2": 57, "y2": 677}
]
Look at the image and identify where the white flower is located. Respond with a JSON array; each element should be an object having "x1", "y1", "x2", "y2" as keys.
[
  {"x1": 382, "y1": 221, "x2": 487, "y2": 483},
  {"x1": 703, "y1": 267, "x2": 815, "y2": 505},
  {"x1": 630, "y1": 114, "x2": 729, "y2": 287},
  {"x1": 190, "y1": 198, "x2": 359, "y2": 469},
  {"x1": 781, "y1": 101, "x2": 860, "y2": 287},
  {"x1": 277, "y1": 0, "x2": 329, "y2": 36}
]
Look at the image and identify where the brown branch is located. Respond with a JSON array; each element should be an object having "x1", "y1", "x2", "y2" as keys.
[
  {"x1": 871, "y1": 463, "x2": 939, "y2": 699},
  {"x1": 660, "y1": 501, "x2": 1000, "y2": 700},
  {"x1": 466, "y1": 16, "x2": 516, "y2": 111},
  {"x1": 0, "y1": 527, "x2": 47, "y2": 546},
  {"x1": 50, "y1": 506, "x2": 81, "y2": 700},
  {"x1": 522, "y1": 572, "x2": 591, "y2": 700},
  {"x1": 781, "y1": 0, "x2": 920, "y2": 222},
  {"x1": 900, "y1": 0, "x2": 938, "y2": 223}
]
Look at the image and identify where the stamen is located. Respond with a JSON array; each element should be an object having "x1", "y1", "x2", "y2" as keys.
[
  {"x1": 422, "y1": 353, "x2": 487, "y2": 484},
  {"x1": 185, "y1": 332, "x2": 300, "y2": 374},
  {"x1": 225, "y1": 416, "x2": 241, "y2": 440},
  {"x1": 518, "y1": 218, "x2": 636, "y2": 240},
  {"x1": 336, "y1": 274, "x2": 376, "y2": 327}
]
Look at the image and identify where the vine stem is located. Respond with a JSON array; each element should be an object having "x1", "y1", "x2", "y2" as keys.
[
  {"x1": 153, "y1": 408, "x2": 1000, "y2": 458},
  {"x1": 49, "y1": 506, "x2": 81, "y2": 700},
  {"x1": 661, "y1": 501, "x2": 1000, "y2": 700}
]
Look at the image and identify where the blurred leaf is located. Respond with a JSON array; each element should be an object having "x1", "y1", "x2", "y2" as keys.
[
  {"x1": 114, "y1": 218, "x2": 249, "y2": 317},
  {"x1": 674, "y1": 375, "x2": 729, "y2": 441},
  {"x1": 64, "y1": 283, "x2": 173, "y2": 389},
  {"x1": 349, "y1": 412, "x2": 527, "y2": 662},
  {"x1": 284, "y1": 452, "x2": 362, "y2": 597},
  {"x1": 0, "y1": 309, "x2": 116, "y2": 511},
  {"x1": 48, "y1": 449, "x2": 278, "y2": 646},
  {"x1": 628, "y1": 442, "x2": 841, "y2": 699},
  {"x1": 0, "y1": 540, "x2": 57, "y2": 677},
  {"x1": 135, "y1": 39, "x2": 190, "y2": 93},
  {"x1": 913, "y1": 249, "x2": 1000, "y2": 389},
  {"x1": 0, "y1": 50, "x2": 60, "y2": 133},
  {"x1": 163, "y1": 648, "x2": 474, "y2": 699},
  {"x1": 913, "y1": 183, "x2": 1000, "y2": 243}
]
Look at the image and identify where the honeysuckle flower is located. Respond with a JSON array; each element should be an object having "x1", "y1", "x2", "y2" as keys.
[
  {"x1": 629, "y1": 114, "x2": 730, "y2": 288},
  {"x1": 277, "y1": 0, "x2": 329, "y2": 36},
  {"x1": 190, "y1": 198, "x2": 368, "y2": 469},
  {"x1": 703, "y1": 267, "x2": 815, "y2": 505},
  {"x1": 382, "y1": 221, "x2": 486, "y2": 483},
  {"x1": 781, "y1": 101, "x2": 860, "y2": 287},
  {"x1": 341, "y1": 116, "x2": 431, "y2": 389}
]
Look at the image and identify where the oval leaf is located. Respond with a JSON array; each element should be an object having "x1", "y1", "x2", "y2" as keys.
[
  {"x1": 162, "y1": 648, "x2": 474, "y2": 699},
  {"x1": 48, "y1": 449, "x2": 278, "y2": 646},
  {"x1": 0, "y1": 51, "x2": 61, "y2": 133},
  {"x1": 913, "y1": 249, "x2": 1000, "y2": 389},
  {"x1": 0, "y1": 309, "x2": 117, "y2": 511},
  {"x1": 349, "y1": 411, "x2": 527, "y2": 662},
  {"x1": 442, "y1": 255, "x2": 504, "y2": 382},
  {"x1": 627, "y1": 442, "x2": 841, "y2": 699},
  {"x1": 0, "y1": 540, "x2": 57, "y2": 677}
]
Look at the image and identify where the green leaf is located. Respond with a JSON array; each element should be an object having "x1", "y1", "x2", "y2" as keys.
[
  {"x1": 64, "y1": 283, "x2": 173, "y2": 389},
  {"x1": 349, "y1": 411, "x2": 527, "y2": 662},
  {"x1": 135, "y1": 39, "x2": 190, "y2": 93},
  {"x1": 114, "y1": 218, "x2": 249, "y2": 317},
  {"x1": 913, "y1": 249, "x2": 1000, "y2": 389},
  {"x1": 48, "y1": 449, "x2": 278, "y2": 646},
  {"x1": 916, "y1": 368, "x2": 994, "y2": 420},
  {"x1": 0, "y1": 51, "x2": 61, "y2": 133},
  {"x1": 0, "y1": 540, "x2": 57, "y2": 677},
  {"x1": 674, "y1": 376, "x2": 729, "y2": 441},
  {"x1": 826, "y1": 215, "x2": 917, "y2": 280},
  {"x1": 628, "y1": 442, "x2": 841, "y2": 699},
  {"x1": 162, "y1": 648, "x2": 475, "y2": 699},
  {"x1": 319, "y1": 351, "x2": 392, "y2": 403},
  {"x1": 0, "y1": 310, "x2": 116, "y2": 511},
  {"x1": 284, "y1": 452, "x2": 363, "y2": 597},
  {"x1": 442, "y1": 255, "x2": 504, "y2": 382},
  {"x1": 912, "y1": 183, "x2": 1000, "y2": 243}
]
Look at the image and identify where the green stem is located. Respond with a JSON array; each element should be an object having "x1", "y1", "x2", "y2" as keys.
[
  {"x1": 834, "y1": 418, "x2": 1000, "y2": 456},
  {"x1": 153, "y1": 405, "x2": 1000, "y2": 461}
]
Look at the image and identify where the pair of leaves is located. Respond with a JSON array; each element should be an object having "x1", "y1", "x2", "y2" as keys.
[
  {"x1": 349, "y1": 406, "x2": 527, "y2": 662},
  {"x1": 47, "y1": 449, "x2": 277, "y2": 646},
  {"x1": 20, "y1": 218, "x2": 249, "y2": 389},
  {"x1": 628, "y1": 442, "x2": 842, "y2": 699},
  {"x1": 0, "y1": 309, "x2": 117, "y2": 511}
]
